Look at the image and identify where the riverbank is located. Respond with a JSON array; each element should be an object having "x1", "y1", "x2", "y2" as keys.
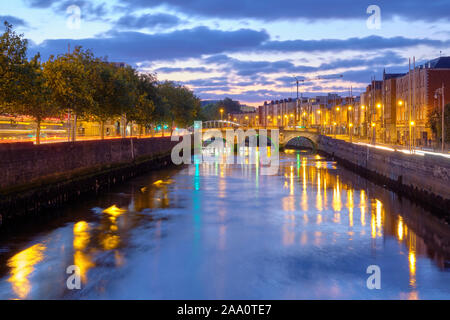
[
  {"x1": 317, "y1": 135, "x2": 450, "y2": 222},
  {"x1": 0, "y1": 137, "x2": 178, "y2": 227}
]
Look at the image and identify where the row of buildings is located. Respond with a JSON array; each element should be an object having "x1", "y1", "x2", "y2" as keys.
[{"x1": 229, "y1": 56, "x2": 450, "y2": 148}]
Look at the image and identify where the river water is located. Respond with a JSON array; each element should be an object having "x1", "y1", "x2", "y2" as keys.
[{"x1": 0, "y1": 150, "x2": 449, "y2": 299}]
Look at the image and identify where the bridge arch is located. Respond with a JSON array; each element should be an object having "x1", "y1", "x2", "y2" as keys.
[{"x1": 280, "y1": 130, "x2": 319, "y2": 151}]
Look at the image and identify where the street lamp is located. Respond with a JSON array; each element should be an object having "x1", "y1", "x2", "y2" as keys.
[
  {"x1": 317, "y1": 110, "x2": 322, "y2": 134},
  {"x1": 335, "y1": 107, "x2": 340, "y2": 135},
  {"x1": 371, "y1": 122, "x2": 376, "y2": 145},
  {"x1": 349, "y1": 123, "x2": 354, "y2": 143},
  {"x1": 348, "y1": 106, "x2": 353, "y2": 141},
  {"x1": 435, "y1": 84, "x2": 445, "y2": 152},
  {"x1": 359, "y1": 105, "x2": 366, "y2": 139}
]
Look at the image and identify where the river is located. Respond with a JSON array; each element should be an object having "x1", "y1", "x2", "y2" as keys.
[{"x1": 0, "y1": 150, "x2": 449, "y2": 299}]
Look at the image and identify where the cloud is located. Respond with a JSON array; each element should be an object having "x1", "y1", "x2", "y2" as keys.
[
  {"x1": 185, "y1": 77, "x2": 230, "y2": 87},
  {"x1": 260, "y1": 36, "x2": 450, "y2": 53},
  {"x1": 203, "y1": 51, "x2": 406, "y2": 78},
  {"x1": 30, "y1": 26, "x2": 269, "y2": 64},
  {"x1": 25, "y1": 0, "x2": 109, "y2": 21},
  {"x1": 0, "y1": 15, "x2": 28, "y2": 27},
  {"x1": 117, "y1": 0, "x2": 450, "y2": 22},
  {"x1": 25, "y1": 0, "x2": 54, "y2": 8},
  {"x1": 115, "y1": 13, "x2": 182, "y2": 29},
  {"x1": 155, "y1": 66, "x2": 211, "y2": 73}
]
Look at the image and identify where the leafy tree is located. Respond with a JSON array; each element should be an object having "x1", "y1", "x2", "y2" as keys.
[
  {"x1": 9, "y1": 55, "x2": 60, "y2": 144},
  {"x1": 89, "y1": 59, "x2": 129, "y2": 139},
  {"x1": 1, "y1": 22, "x2": 60, "y2": 144},
  {"x1": 199, "y1": 97, "x2": 241, "y2": 121},
  {"x1": 219, "y1": 97, "x2": 241, "y2": 114},
  {"x1": 43, "y1": 46, "x2": 96, "y2": 141},
  {"x1": 428, "y1": 103, "x2": 450, "y2": 143},
  {"x1": 127, "y1": 73, "x2": 157, "y2": 136},
  {"x1": 113, "y1": 65, "x2": 139, "y2": 137},
  {"x1": 158, "y1": 81, "x2": 201, "y2": 130},
  {"x1": 0, "y1": 21, "x2": 28, "y2": 111}
]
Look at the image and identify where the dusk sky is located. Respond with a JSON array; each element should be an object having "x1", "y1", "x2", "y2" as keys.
[{"x1": 2, "y1": 0, "x2": 450, "y2": 106}]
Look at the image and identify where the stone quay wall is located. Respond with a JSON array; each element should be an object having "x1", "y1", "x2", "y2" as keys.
[
  {"x1": 0, "y1": 137, "x2": 179, "y2": 225},
  {"x1": 318, "y1": 135, "x2": 450, "y2": 219}
]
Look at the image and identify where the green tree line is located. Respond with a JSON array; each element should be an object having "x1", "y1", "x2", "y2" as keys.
[
  {"x1": 200, "y1": 98, "x2": 242, "y2": 121},
  {"x1": 0, "y1": 22, "x2": 201, "y2": 144}
]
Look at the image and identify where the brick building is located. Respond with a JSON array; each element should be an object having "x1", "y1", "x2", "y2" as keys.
[
  {"x1": 382, "y1": 71, "x2": 405, "y2": 143},
  {"x1": 395, "y1": 57, "x2": 450, "y2": 146}
]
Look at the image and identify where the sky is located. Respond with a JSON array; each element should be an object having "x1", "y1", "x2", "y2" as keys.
[{"x1": 2, "y1": 0, "x2": 450, "y2": 106}]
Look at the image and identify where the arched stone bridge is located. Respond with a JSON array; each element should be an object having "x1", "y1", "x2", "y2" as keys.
[
  {"x1": 189, "y1": 121, "x2": 320, "y2": 149},
  {"x1": 279, "y1": 129, "x2": 319, "y2": 149}
]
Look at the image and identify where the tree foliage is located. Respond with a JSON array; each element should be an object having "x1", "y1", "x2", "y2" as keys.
[
  {"x1": 0, "y1": 22, "x2": 202, "y2": 142},
  {"x1": 428, "y1": 104, "x2": 450, "y2": 143},
  {"x1": 200, "y1": 97, "x2": 241, "y2": 120},
  {"x1": 0, "y1": 21, "x2": 28, "y2": 111}
]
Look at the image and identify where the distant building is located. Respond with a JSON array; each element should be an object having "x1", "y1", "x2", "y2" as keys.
[
  {"x1": 383, "y1": 71, "x2": 406, "y2": 143},
  {"x1": 240, "y1": 105, "x2": 257, "y2": 113}
]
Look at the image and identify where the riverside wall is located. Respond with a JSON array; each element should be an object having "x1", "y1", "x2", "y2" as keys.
[
  {"x1": 0, "y1": 137, "x2": 179, "y2": 226},
  {"x1": 318, "y1": 135, "x2": 450, "y2": 220}
]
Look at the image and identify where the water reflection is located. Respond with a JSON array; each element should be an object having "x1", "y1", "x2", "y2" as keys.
[
  {"x1": 7, "y1": 244, "x2": 46, "y2": 299},
  {"x1": 0, "y1": 150, "x2": 449, "y2": 299}
]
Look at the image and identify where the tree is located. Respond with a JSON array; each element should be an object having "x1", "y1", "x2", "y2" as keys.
[
  {"x1": 0, "y1": 21, "x2": 28, "y2": 111},
  {"x1": 199, "y1": 97, "x2": 241, "y2": 121},
  {"x1": 113, "y1": 65, "x2": 139, "y2": 137},
  {"x1": 43, "y1": 46, "x2": 95, "y2": 141},
  {"x1": 130, "y1": 73, "x2": 157, "y2": 136},
  {"x1": 428, "y1": 103, "x2": 450, "y2": 144},
  {"x1": 89, "y1": 59, "x2": 125, "y2": 139},
  {"x1": 8, "y1": 55, "x2": 60, "y2": 144},
  {"x1": 158, "y1": 81, "x2": 201, "y2": 131},
  {"x1": 219, "y1": 97, "x2": 241, "y2": 114}
]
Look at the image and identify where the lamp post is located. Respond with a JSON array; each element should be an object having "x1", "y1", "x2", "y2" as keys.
[
  {"x1": 335, "y1": 106, "x2": 340, "y2": 135},
  {"x1": 317, "y1": 110, "x2": 322, "y2": 134},
  {"x1": 443, "y1": 84, "x2": 446, "y2": 153},
  {"x1": 360, "y1": 105, "x2": 366, "y2": 139},
  {"x1": 397, "y1": 100, "x2": 403, "y2": 145},
  {"x1": 348, "y1": 105, "x2": 353, "y2": 143},
  {"x1": 376, "y1": 103, "x2": 382, "y2": 144},
  {"x1": 371, "y1": 122, "x2": 376, "y2": 144},
  {"x1": 435, "y1": 84, "x2": 445, "y2": 152}
]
